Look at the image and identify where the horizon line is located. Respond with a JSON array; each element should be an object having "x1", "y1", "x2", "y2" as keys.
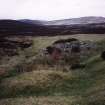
[{"x1": 0, "y1": 16, "x2": 105, "y2": 21}]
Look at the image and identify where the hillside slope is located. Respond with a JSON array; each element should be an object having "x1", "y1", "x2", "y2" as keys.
[{"x1": 0, "y1": 54, "x2": 105, "y2": 105}]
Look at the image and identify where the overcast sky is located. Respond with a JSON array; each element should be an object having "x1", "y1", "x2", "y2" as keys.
[{"x1": 0, "y1": 0, "x2": 105, "y2": 20}]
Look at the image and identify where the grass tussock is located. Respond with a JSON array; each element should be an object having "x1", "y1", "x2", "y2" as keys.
[
  {"x1": 0, "y1": 96, "x2": 80, "y2": 105},
  {"x1": 0, "y1": 69, "x2": 93, "y2": 98},
  {"x1": 0, "y1": 70, "x2": 76, "y2": 98}
]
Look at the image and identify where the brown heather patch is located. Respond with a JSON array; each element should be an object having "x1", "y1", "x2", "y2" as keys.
[
  {"x1": 0, "y1": 70, "x2": 76, "y2": 97},
  {"x1": 0, "y1": 96, "x2": 81, "y2": 105}
]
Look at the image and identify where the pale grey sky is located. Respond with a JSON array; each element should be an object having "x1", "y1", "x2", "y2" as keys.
[{"x1": 0, "y1": 0, "x2": 105, "y2": 20}]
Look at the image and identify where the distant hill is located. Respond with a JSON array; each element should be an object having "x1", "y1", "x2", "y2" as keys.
[
  {"x1": 0, "y1": 17, "x2": 105, "y2": 37},
  {"x1": 0, "y1": 19, "x2": 48, "y2": 37},
  {"x1": 19, "y1": 19, "x2": 48, "y2": 25},
  {"x1": 45, "y1": 16, "x2": 105, "y2": 25},
  {"x1": 19, "y1": 17, "x2": 105, "y2": 26}
]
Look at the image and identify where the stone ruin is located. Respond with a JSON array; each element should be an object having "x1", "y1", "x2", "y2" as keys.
[{"x1": 41, "y1": 38, "x2": 97, "y2": 67}]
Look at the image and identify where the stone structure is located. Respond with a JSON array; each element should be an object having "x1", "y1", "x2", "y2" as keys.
[{"x1": 43, "y1": 38, "x2": 97, "y2": 64}]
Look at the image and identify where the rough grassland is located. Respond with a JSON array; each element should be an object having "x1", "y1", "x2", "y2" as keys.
[
  {"x1": 0, "y1": 55, "x2": 105, "y2": 105},
  {"x1": 33, "y1": 34, "x2": 105, "y2": 50},
  {"x1": 0, "y1": 34, "x2": 105, "y2": 105}
]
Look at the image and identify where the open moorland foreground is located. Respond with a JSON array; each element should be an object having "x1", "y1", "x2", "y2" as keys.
[{"x1": 0, "y1": 34, "x2": 105, "y2": 105}]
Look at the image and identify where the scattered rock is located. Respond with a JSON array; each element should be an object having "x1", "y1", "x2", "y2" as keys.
[
  {"x1": 53, "y1": 38, "x2": 78, "y2": 44},
  {"x1": 0, "y1": 68, "x2": 7, "y2": 76},
  {"x1": 70, "y1": 64, "x2": 86, "y2": 70},
  {"x1": 101, "y1": 51, "x2": 105, "y2": 60}
]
